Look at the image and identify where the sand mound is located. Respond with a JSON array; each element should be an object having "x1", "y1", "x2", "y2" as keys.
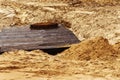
[{"x1": 58, "y1": 37, "x2": 118, "y2": 61}]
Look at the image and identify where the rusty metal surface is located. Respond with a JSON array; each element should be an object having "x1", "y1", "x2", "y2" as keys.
[{"x1": 0, "y1": 24, "x2": 80, "y2": 52}]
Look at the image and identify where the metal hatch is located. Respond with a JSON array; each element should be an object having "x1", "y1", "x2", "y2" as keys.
[{"x1": 0, "y1": 22, "x2": 80, "y2": 52}]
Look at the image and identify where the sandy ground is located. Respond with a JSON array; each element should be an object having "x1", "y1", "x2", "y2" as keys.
[{"x1": 0, "y1": 0, "x2": 120, "y2": 80}]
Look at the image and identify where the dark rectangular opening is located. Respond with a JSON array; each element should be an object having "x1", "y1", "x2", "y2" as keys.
[{"x1": 41, "y1": 47, "x2": 69, "y2": 55}]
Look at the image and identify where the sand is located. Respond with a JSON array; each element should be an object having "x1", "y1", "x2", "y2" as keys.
[
  {"x1": 0, "y1": 0, "x2": 120, "y2": 80},
  {"x1": 58, "y1": 37, "x2": 119, "y2": 61},
  {"x1": 0, "y1": 37, "x2": 120, "y2": 80}
]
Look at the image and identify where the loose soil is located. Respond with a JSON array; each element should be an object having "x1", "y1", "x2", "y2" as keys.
[
  {"x1": 0, "y1": 0, "x2": 120, "y2": 80},
  {"x1": 58, "y1": 37, "x2": 118, "y2": 61}
]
